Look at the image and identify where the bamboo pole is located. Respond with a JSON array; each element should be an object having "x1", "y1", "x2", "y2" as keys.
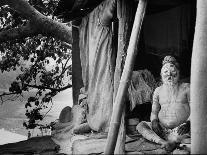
[
  {"x1": 104, "y1": 0, "x2": 148, "y2": 154},
  {"x1": 114, "y1": 0, "x2": 134, "y2": 153},
  {"x1": 191, "y1": 0, "x2": 207, "y2": 154},
  {"x1": 114, "y1": 109, "x2": 125, "y2": 154}
]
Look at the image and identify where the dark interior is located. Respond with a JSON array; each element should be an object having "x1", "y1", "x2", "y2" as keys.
[
  {"x1": 60, "y1": 0, "x2": 197, "y2": 124},
  {"x1": 127, "y1": 0, "x2": 196, "y2": 122},
  {"x1": 134, "y1": 0, "x2": 196, "y2": 79}
]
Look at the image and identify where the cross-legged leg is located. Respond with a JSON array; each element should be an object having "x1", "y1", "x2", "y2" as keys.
[{"x1": 136, "y1": 121, "x2": 176, "y2": 151}]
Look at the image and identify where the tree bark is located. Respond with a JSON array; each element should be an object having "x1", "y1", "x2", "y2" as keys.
[
  {"x1": 191, "y1": 0, "x2": 207, "y2": 154},
  {"x1": 0, "y1": 0, "x2": 72, "y2": 44},
  {"x1": 0, "y1": 23, "x2": 38, "y2": 42},
  {"x1": 23, "y1": 83, "x2": 72, "y2": 92}
]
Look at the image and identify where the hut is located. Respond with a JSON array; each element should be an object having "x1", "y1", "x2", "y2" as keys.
[
  {"x1": 53, "y1": 0, "x2": 197, "y2": 154},
  {"x1": 2, "y1": 0, "x2": 207, "y2": 154}
]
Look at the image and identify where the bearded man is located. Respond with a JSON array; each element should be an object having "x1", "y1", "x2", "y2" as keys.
[{"x1": 136, "y1": 56, "x2": 190, "y2": 151}]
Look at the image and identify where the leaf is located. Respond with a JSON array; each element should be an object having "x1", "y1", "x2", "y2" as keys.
[
  {"x1": 31, "y1": 57, "x2": 34, "y2": 62},
  {"x1": 28, "y1": 96, "x2": 36, "y2": 102},
  {"x1": 35, "y1": 100, "x2": 39, "y2": 106}
]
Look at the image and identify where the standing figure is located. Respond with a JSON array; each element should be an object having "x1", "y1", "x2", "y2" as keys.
[{"x1": 136, "y1": 56, "x2": 190, "y2": 151}]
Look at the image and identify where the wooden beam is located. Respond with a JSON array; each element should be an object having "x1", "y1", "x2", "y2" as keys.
[
  {"x1": 191, "y1": 0, "x2": 207, "y2": 154},
  {"x1": 72, "y1": 20, "x2": 84, "y2": 105},
  {"x1": 104, "y1": 0, "x2": 148, "y2": 154},
  {"x1": 113, "y1": 0, "x2": 135, "y2": 153}
]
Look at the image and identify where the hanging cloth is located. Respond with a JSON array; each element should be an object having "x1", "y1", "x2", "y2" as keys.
[
  {"x1": 79, "y1": 0, "x2": 116, "y2": 132},
  {"x1": 128, "y1": 70, "x2": 156, "y2": 111},
  {"x1": 143, "y1": 3, "x2": 192, "y2": 57}
]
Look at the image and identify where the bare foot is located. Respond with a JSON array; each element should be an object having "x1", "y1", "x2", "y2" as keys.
[{"x1": 161, "y1": 141, "x2": 177, "y2": 152}]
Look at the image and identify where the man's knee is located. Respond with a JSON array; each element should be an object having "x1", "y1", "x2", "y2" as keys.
[{"x1": 136, "y1": 121, "x2": 149, "y2": 133}]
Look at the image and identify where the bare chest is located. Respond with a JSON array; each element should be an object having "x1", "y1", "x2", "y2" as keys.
[{"x1": 159, "y1": 88, "x2": 188, "y2": 106}]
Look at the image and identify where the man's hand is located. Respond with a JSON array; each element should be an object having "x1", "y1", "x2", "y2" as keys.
[
  {"x1": 152, "y1": 119, "x2": 164, "y2": 138},
  {"x1": 177, "y1": 121, "x2": 190, "y2": 135}
]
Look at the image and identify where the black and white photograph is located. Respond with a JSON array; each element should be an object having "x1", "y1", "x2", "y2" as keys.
[{"x1": 0, "y1": 0, "x2": 205, "y2": 154}]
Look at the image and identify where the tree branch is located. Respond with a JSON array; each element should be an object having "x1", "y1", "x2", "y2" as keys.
[
  {"x1": 0, "y1": 91, "x2": 20, "y2": 104},
  {"x1": 0, "y1": 22, "x2": 38, "y2": 42},
  {"x1": 24, "y1": 83, "x2": 72, "y2": 92},
  {"x1": 0, "y1": 0, "x2": 72, "y2": 44},
  {"x1": 53, "y1": 57, "x2": 71, "y2": 82},
  {"x1": 0, "y1": 91, "x2": 17, "y2": 97}
]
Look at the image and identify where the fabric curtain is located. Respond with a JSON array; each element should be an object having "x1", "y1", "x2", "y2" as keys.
[
  {"x1": 143, "y1": 3, "x2": 192, "y2": 57},
  {"x1": 79, "y1": 0, "x2": 116, "y2": 132},
  {"x1": 128, "y1": 70, "x2": 156, "y2": 111}
]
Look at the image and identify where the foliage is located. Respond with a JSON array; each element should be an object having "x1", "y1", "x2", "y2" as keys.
[{"x1": 0, "y1": 0, "x2": 72, "y2": 129}]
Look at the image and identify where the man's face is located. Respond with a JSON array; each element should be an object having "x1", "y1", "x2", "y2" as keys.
[{"x1": 161, "y1": 63, "x2": 179, "y2": 86}]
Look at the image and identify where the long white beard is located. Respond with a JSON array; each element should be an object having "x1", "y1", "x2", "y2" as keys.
[
  {"x1": 163, "y1": 82, "x2": 179, "y2": 101},
  {"x1": 162, "y1": 77, "x2": 179, "y2": 87},
  {"x1": 164, "y1": 81, "x2": 176, "y2": 86}
]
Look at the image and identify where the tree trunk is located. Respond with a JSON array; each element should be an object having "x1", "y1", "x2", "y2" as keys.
[
  {"x1": 0, "y1": 0, "x2": 72, "y2": 44},
  {"x1": 191, "y1": 0, "x2": 207, "y2": 154}
]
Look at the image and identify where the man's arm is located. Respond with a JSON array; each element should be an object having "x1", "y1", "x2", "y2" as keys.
[
  {"x1": 150, "y1": 87, "x2": 161, "y2": 121},
  {"x1": 185, "y1": 83, "x2": 190, "y2": 121},
  {"x1": 178, "y1": 83, "x2": 191, "y2": 135},
  {"x1": 150, "y1": 87, "x2": 165, "y2": 138}
]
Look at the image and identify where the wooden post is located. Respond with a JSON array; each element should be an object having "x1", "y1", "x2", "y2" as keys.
[
  {"x1": 191, "y1": 0, "x2": 207, "y2": 154},
  {"x1": 113, "y1": 0, "x2": 135, "y2": 154},
  {"x1": 72, "y1": 20, "x2": 84, "y2": 105},
  {"x1": 104, "y1": 0, "x2": 148, "y2": 154}
]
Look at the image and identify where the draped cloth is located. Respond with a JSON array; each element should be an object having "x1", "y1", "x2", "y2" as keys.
[
  {"x1": 143, "y1": 3, "x2": 192, "y2": 57},
  {"x1": 128, "y1": 70, "x2": 156, "y2": 111},
  {"x1": 79, "y1": 0, "x2": 116, "y2": 132}
]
